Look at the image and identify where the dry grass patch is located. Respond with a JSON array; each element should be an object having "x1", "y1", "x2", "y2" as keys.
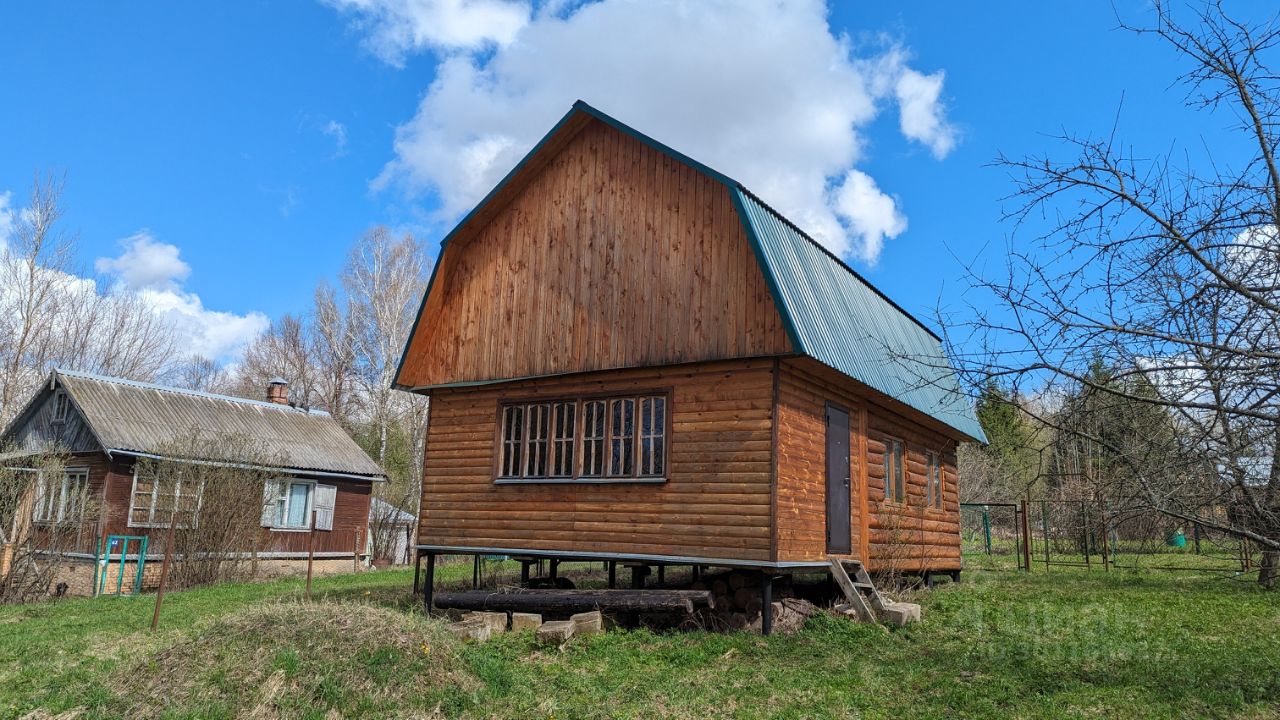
[{"x1": 114, "y1": 600, "x2": 475, "y2": 719}]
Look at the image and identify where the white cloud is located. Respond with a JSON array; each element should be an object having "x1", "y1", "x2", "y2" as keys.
[
  {"x1": 322, "y1": 120, "x2": 349, "y2": 157},
  {"x1": 326, "y1": 0, "x2": 532, "y2": 65},
  {"x1": 95, "y1": 232, "x2": 192, "y2": 292},
  {"x1": 832, "y1": 169, "x2": 907, "y2": 264},
  {"x1": 0, "y1": 191, "x2": 14, "y2": 249},
  {"x1": 340, "y1": 0, "x2": 956, "y2": 262},
  {"x1": 895, "y1": 68, "x2": 956, "y2": 159},
  {"x1": 95, "y1": 231, "x2": 268, "y2": 361},
  {"x1": 137, "y1": 286, "x2": 270, "y2": 363}
]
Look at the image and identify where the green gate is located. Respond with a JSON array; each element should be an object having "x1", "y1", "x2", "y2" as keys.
[{"x1": 94, "y1": 535, "x2": 149, "y2": 596}]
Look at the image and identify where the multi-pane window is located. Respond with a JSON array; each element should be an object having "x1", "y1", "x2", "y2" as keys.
[
  {"x1": 926, "y1": 451, "x2": 943, "y2": 509},
  {"x1": 498, "y1": 394, "x2": 668, "y2": 481},
  {"x1": 33, "y1": 469, "x2": 88, "y2": 523},
  {"x1": 261, "y1": 480, "x2": 336, "y2": 531},
  {"x1": 581, "y1": 400, "x2": 606, "y2": 477},
  {"x1": 609, "y1": 398, "x2": 635, "y2": 477},
  {"x1": 524, "y1": 403, "x2": 551, "y2": 477},
  {"x1": 550, "y1": 402, "x2": 576, "y2": 477},
  {"x1": 883, "y1": 438, "x2": 905, "y2": 503},
  {"x1": 639, "y1": 396, "x2": 665, "y2": 477},
  {"x1": 500, "y1": 405, "x2": 524, "y2": 477},
  {"x1": 128, "y1": 468, "x2": 203, "y2": 528}
]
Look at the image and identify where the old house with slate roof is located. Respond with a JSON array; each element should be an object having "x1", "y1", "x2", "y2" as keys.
[{"x1": 1, "y1": 369, "x2": 384, "y2": 594}]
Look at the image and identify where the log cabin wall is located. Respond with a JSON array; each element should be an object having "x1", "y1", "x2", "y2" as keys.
[
  {"x1": 419, "y1": 359, "x2": 776, "y2": 563},
  {"x1": 774, "y1": 358, "x2": 962, "y2": 571},
  {"x1": 396, "y1": 118, "x2": 793, "y2": 390}
]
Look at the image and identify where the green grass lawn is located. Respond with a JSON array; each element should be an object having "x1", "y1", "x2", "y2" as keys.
[{"x1": 1, "y1": 562, "x2": 1277, "y2": 719}]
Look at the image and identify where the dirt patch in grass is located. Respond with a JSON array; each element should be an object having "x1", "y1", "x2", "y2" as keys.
[{"x1": 113, "y1": 600, "x2": 475, "y2": 719}]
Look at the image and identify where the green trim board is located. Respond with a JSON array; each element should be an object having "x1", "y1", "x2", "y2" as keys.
[{"x1": 393, "y1": 100, "x2": 985, "y2": 442}]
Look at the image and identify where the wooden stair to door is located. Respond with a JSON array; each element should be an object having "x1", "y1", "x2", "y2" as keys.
[{"x1": 828, "y1": 557, "x2": 888, "y2": 623}]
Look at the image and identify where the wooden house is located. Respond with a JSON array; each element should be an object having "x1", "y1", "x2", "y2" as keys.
[
  {"x1": 395, "y1": 102, "x2": 985, "y2": 601},
  {"x1": 1, "y1": 370, "x2": 385, "y2": 595}
]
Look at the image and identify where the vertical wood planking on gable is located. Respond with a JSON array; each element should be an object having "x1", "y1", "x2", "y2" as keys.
[{"x1": 396, "y1": 119, "x2": 794, "y2": 390}]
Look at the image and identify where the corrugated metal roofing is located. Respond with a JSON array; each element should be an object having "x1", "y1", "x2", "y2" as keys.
[
  {"x1": 734, "y1": 188, "x2": 986, "y2": 442},
  {"x1": 50, "y1": 370, "x2": 385, "y2": 479}
]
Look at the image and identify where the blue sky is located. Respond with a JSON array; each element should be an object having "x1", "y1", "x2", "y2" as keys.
[{"x1": 0, "y1": 1, "x2": 1263, "y2": 362}]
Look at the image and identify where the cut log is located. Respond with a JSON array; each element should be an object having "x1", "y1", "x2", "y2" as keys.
[
  {"x1": 433, "y1": 589, "x2": 714, "y2": 614},
  {"x1": 732, "y1": 587, "x2": 757, "y2": 610}
]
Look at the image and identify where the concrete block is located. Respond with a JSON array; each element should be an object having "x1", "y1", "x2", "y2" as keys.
[
  {"x1": 882, "y1": 602, "x2": 921, "y2": 626},
  {"x1": 536, "y1": 620, "x2": 576, "y2": 645},
  {"x1": 511, "y1": 612, "x2": 543, "y2": 631},
  {"x1": 462, "y1": 611, "x2": 508, "y2": 634},
  {"x1": 570, "y1": 610, "x2": 604, "y2": 636},
  {"x1": 449, "y1": 619, "x2": 491, "y2": 643}
]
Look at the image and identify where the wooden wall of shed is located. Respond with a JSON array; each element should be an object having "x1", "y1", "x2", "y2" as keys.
[
  {"x1": 774, "y1": 359, "x2": 962, "y2": 571},
  {"x1": 418, "y1": 359, "x2": 776, "y2": 562},
  {"x1": 397, "y1": 118, "x2": 793, "y2": 390}
]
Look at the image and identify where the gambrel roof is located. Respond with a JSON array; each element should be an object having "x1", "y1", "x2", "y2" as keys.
[
  {"x1": 2, "y1": 370, "x2": 385, "y2": 481},
  {"x1": 396, "y1": 101, "x2": 986, "y2": 443}
]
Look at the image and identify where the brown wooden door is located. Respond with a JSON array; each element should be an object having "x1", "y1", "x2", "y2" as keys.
[{"x1": 825, "y1": 404, "x2": 852, "y2": 554}]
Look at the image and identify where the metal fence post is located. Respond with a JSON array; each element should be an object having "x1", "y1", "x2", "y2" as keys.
[{"x1": 982, "y1": 506, "x2": 992, "y2": 555}]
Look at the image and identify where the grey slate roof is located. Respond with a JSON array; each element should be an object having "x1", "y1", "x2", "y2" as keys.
[{"x1": 23, "y1": 370, "x2": 384, "y2": 480}]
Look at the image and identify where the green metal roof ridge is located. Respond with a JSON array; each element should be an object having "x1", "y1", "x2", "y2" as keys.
[
  {"x1": 732, "y1": 185, "x2": 943, "y2": 342},
  {"x1": 733, "y1": 188, "x2": 986, "y2": 443}
]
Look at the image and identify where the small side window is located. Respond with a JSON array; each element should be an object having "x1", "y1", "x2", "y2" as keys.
[{"x1": 52, "y1": 391, "x2": 69, "y2": 423}]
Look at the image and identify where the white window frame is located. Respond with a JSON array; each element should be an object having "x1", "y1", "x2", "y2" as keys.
[
  {"x1": 264, "y1": 479, "x2": 316, "y2": 532},
  {"x1": 126, "y1": 466, "x2": 205, "y2": 529},
  {"x1": 32, "y1": 468, "x2": 89, "y2": 524}
]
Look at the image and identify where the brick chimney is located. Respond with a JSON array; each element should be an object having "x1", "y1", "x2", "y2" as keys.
[{"x1": 266, "y1": 377, "x2": 290, "y2": 405}]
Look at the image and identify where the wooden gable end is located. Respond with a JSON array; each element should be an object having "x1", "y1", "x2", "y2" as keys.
[
  {"x1": 396, "y1": 118, "x2": 794, "y2": 389},
  {"x1": 7, "y1": 385, "x2": 101, "y2": 453}
]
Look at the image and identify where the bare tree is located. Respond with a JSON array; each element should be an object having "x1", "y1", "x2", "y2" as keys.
[
  {"x1": 0, "y1": 444, "x2": 95, "y2": 603},
  {"x1": 0, "y1": 174, "x2": 178, "y2": 425},
  {"x1": 0, "y1": 174, "x2": 78, "y2": 426},
  {"x1": 956, "y1": 2, "x2": 1280, "y2": 587},
  {"x1": 341, "y1": 227, "x2": 428, "y2": 466}
]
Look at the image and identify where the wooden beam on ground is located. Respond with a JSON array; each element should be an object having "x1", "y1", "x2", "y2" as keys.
[{"x1": 433, "y1": 588, "x2": 714, "y2": 614}]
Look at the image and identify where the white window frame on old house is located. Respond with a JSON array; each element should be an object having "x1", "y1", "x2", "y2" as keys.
[
  {"x1": 262, "y1": 479, "x2": 336, "y2": 531},
  {"x1": 32, "y1": 468, "x2": 89, "y2": 524},
  {"x1": 126, "y1": 466, "x2": 204, "y2": 529}
]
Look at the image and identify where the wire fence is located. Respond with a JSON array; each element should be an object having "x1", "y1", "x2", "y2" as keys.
[{"x1": 961, "y1": 500, "x2": 1261, "y2": 578}]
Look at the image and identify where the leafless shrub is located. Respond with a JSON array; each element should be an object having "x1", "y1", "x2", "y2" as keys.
[
  {"x1": 0, "y1": 443, "x2": 97, "y2": 603},
  {"x1": 134, "y1": 432, "x2": 284, "y2": 589}
]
